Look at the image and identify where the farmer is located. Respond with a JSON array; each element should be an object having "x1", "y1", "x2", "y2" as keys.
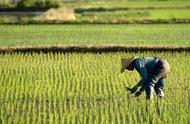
[{"x1": 121, "y1": 56, "x2": 170, "y2": 100}]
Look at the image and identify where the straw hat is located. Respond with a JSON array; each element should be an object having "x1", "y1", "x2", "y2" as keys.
[{"x1": 121, "y1": 57, "x2": 137, "y2": 73}]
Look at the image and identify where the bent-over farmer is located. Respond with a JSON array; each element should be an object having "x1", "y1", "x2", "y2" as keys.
[{"x1": 121, "y1": 56, "x2": 170, "y2": 100}]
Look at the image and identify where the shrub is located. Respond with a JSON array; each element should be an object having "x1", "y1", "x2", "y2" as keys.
[
  {"x1": 34, "y1": 0, "x2": 61, "y2": 9},
  {"x1": 17, "y1": 0, "x2": 34, "y2": 8},
  {"x1": 17, "y1": 0, "x2": 61, "y2": 10}
]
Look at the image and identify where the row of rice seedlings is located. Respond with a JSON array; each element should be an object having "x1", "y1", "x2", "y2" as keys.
[{"x1": 0, "y1": 51, "x2": 190, "y2": 123}]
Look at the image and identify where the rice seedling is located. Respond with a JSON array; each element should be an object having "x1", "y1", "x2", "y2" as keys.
[{"x1": 0, "y1": 51, "x2": 189, "y2": 123}]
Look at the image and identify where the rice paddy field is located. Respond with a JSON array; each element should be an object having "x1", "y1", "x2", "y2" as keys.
[
  {"x1": 0, "y1": 51, "x2": 189, "y2": 124},
  {"x1": 0, "y1": 24, "x2": 190, "y2": 46},
  {"x1": 1, "y1": 1, "x2": 190, "y2": 123},
  {"x1": 76, "y1": 8, "x2": 190, "y2": 21}
]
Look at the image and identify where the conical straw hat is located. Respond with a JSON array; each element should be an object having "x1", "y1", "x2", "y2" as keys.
[{"x1": 121, "y1": 57, "x2": 136, "y2": 73}]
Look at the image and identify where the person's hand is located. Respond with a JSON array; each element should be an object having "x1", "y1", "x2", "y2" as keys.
[
  {"x1": 135, "y1": 91, "x2": 142, "y2": 97},
  {"x1": 130, "y1": 86, "x2": 138, "y2": 94},
  {"x1": 126, "y1": 85, "x2": 138, "y2": 94}
]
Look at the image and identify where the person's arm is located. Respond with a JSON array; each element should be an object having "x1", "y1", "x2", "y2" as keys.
[
  {"x1": 130, "y1": 58, "x2": 148, "y2": 94},
  {"x1": 135, "y1": 58, "x2": 148, "y2": 87}
]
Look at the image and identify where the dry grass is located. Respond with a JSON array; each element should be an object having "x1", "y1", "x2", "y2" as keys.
[{"x1": 35, "y1": 7, "x2": 75, "y2": 21}]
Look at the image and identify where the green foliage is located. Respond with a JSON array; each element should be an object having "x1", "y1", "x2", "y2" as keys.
[
  {"x1": 17, "y1": 0, "x2": 33, "y2": 8},
  {"x1": 34, "y1": 0, "x2": 61, "y2": 9},
  {"x1": 17, "y1": 0, "x2": 61, "y2": 9}
]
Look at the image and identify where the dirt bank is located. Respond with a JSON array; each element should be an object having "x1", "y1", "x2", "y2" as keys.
[{"x1": 0, "y1": 45, "x2": 190, "y2": 53}]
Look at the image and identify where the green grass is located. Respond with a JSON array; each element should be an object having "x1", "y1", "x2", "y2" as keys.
[
  {"x1": 77, "y1": 8, "x2": 190, "y2": 21},
  {"x1": 147, "y1": 8, "x2": 190, "y2": 19},
  {"x1": 65, "y1": 1, "x2": 190, "y2": 8},
  {"x1": 0, "y1": 24, "x2": 190, "y2": 46},
  {"x1": 0, "y1": 51, "x2": 189, "y2": 123}
]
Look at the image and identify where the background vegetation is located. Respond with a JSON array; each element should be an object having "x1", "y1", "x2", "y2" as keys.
[
  {"x1": 1, "y1": 0, "x2": 190, "y2": 24},
  {"x1": 17, "y1": 0, "x2": 61, "y2": 10}
]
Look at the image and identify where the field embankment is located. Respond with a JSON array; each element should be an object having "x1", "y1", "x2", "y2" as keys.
[{"x1": 1, "y1": 45, "x2": 190, "y2": 53}]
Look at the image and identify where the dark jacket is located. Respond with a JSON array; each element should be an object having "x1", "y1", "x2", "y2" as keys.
[{"x1": 134, "y1": 56, "x2": 160, "y2": 88}]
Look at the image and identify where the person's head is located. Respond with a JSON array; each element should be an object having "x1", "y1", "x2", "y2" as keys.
[{"x1": 121, "y1": 57, "x2": 136, "y2": 73}]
